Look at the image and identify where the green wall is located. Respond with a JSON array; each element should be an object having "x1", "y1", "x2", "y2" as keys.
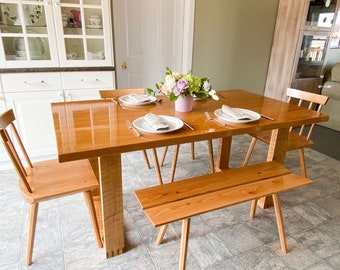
[{"x1": 192, "y1": 0, "x2": 279, "y2": 95}]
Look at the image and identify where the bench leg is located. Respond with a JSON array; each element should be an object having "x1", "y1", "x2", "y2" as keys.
[
  {"x1": 272, "y1": 194, "x2": 288, "y2": 253},
  {"x1": 249, "y1": 199, "x2": 257, "y2": 218},
  {"x1": 156, "y1": 224, "x2": 168, "y2": 245},
  {"x1": 179, "y1": 218, "x2": 191, "y2": 270}
]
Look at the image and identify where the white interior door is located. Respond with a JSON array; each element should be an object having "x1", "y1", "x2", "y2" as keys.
[{"x1": 113, "y1": 0, "x2": 194, "y2": 89}]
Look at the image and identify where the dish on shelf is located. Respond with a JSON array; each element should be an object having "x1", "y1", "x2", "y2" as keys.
[
  {"x1": 3, "y1": 4, "x2": 43, "y2": 25},
  {"x1": 87, "y1": 50, "x2": 105, "y2": 60},
  {"x1": 12, "y1": 31, "x2": 47, "y2": 60},
  {"x1": 86, "y1": 24, "x2": 102, "y2": 29}
]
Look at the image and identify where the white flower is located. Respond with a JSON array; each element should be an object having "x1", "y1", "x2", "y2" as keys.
[
  {"x1": 209, "y1": 89, "x2": 219, "y2": 100},
  {"x1": 165, "y1": 75, "x2": 176, "y2": 91},
  {"x1": 203, "y1": 80, "x2": 211, "y2": 91}
]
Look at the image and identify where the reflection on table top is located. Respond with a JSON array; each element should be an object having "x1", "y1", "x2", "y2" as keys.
[{"x1": 51, "y1": 89, "x2": 329, "y2": 162}]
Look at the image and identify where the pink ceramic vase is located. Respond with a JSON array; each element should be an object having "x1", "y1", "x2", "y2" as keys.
[{"x1": 175, "y1": 95, "x2": 194, "y2": 112}]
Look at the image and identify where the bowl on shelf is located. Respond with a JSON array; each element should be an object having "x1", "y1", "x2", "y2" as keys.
[{"x1": 87, "y1": 50, "x2": 105, "y2": 60}]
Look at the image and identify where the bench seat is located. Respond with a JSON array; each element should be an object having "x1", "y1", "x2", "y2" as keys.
[{"x1": 135, "y1": 161, "x2": 313, "y2": 270}]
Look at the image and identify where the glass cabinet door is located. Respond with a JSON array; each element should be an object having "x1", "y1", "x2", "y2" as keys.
[
  {"x1": 296, "y1": 34, "x2": 330, "y2": 79},
  {"x1": 54, "y1": 0, "x2": 113, "y2": 67},
  {"x1": 0, "y1": 0, "x2": 59, "y2": 68},
  {"x1": 305, "y1": 0, "x2": 337, "y2": 29}
]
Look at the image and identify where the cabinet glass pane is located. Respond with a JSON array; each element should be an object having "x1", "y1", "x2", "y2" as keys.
[
  {"x1": 297, "y1": 35, "x2": 329, "y2": 78},
  {"x1": 306, "y1": 0, "x2": 337, "y2": 28},
  {"x1": 87, "y1": 39, "x2": 105, "y2": 60},
  {"x1": 1, "y1": 3, "x2": 45, "y2": 27},
  {"x1": 83, "y1": 0, "x2": 101, "y2": 5},
  {"x1": 84, "y1": 8, "x2": 102, "y2": 31},
  {"x1": 65, "y1": 38, "x2": 84, "y2": 60},
  {"x1": 61, "y1": 7, "x2": 82, "y2": 30},
  {"x1": 0, "y1": 1, "x2": 50, "y2": 63},
  {"x1": 60, "y1": 0, "x2": 80, "y2": 4}
]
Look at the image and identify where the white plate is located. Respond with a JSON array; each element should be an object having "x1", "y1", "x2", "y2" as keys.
[
  {"x1": 133, "y1": 115, "x2": 184, "y2": 134},
  {"x1": 214, "y1": 108, "x2": 260, "y2": 123},
  {"x1": 87, "y1": 24, "x2": 102, "y2": 29},
  {"x1": 119, "y1": 95, "x2": 157, "y2": 105}
]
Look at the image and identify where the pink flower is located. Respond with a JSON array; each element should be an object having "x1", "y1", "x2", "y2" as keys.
[{"x1": 173, "y1": 78, "x2": 189, "y2": 96}]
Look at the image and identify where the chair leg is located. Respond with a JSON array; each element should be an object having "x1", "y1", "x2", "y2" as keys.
[
  {"x1": 243, "y1": 137, "x2": 258, "y2": 166},
  {"x1": 272, "y1": 193, "x2": 288, "y2": 253},
  {"x1": 170, "y1": 145, "x2": 180, "y2": 183},
  {"x1": 179, "y1": 218, "x2": 191, "y2": 270},
  {"x1": 207, "y1": 139, "x2": 215, "y2": 173},
  {"x1": 151, "y1": 148, "x2": 163, "y2": 185},
  {"x1": 250, "y1": 199, "x2": 257, "y2": 218},
  {"x1": 160, "y1": 146, "x2": 169, "y2": 166},
  {"x1": 84, "y1": 191, "x2": 103, "y2": 248},
  {"x1": 142, "y1": 150, "x2": 151, "y2": 169},
  {"x1": 26, "y1": 203, "x2": 39, "y2": 266},
  {"x1": 190, "y1": 142, "x2": 195, "y2": 160},
  {"x1": 298, "y1": 149, "x2": 307, "y2": 178},
  {"x1": 156, "y1": 224, "x2": 168, "y2": 244}
]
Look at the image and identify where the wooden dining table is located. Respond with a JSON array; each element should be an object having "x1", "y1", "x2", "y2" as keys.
[{"x1": 51, "y1": 89, "x2": 329, "y2": 258}]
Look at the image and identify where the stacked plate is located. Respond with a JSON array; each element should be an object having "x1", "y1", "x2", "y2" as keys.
[
  {"x1": 119, "y1": 94, "x2": 157, "y2": 106},
  {"x1": 214, "y1": 105, "x2": 260, "y2": 123}
]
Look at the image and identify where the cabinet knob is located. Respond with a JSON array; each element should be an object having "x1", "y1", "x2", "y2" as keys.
[
  {"x1": 121, "y1": 62, "x2": 128, "y2": 70},
  {"x1": 81, "y1": 78, "x2": 99, "y2": 82},
  {"x1": 24, "y1": 80, "x2": 45, "y2": 84}
]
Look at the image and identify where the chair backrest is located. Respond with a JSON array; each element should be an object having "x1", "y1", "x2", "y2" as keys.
[
  {"x1": 286, "y1": 87, "x2": 329, "y2": 140},
  {"x1": 0, "y1": 109, "x2": 33, "y2": 193},
  {"x1": 99, "y1": 88, "x2": 145, "y2": 99}
]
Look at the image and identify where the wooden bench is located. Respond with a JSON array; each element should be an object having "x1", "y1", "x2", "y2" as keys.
[{"x1": 134, "y1": 161, "x2": 313, "y2": 270}]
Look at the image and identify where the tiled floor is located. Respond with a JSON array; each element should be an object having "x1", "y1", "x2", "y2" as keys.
[{"x1": 1, "y1": 135, "x2": 340, "y2": 269}]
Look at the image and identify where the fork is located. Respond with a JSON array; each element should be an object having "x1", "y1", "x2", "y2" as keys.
[
  {"x1": 126, "y1": 120, "x2": 141, "y2": 137},
  {"x1": 111, "y1": 98, "x2": 123, "y2": 107},
  {"x1": 204, "y1": 112, "x2": 227, "y2": 126}
]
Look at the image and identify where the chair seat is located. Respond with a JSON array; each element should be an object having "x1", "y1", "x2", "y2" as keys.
[
  {"x1": 19, "y1": 159, "x2": 99, "y2": 203},
  {"x1": 250, "y1": 130, "x2": 314, "y2": 151}
]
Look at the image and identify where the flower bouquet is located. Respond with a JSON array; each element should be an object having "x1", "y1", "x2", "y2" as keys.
[{"x1": 148, "y1": 67, "x2": 219, "y2": 101}]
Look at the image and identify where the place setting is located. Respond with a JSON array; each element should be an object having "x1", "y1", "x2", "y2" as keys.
[
  {"x1": 131, "y1": 113, "x2": 184, "y2": 134},
  {"x1": 214, "y1": 104, "x2": 261, "y2": 123},
  {"x1": 118, "y1": 93, "x2": 158, "y2": 106}
]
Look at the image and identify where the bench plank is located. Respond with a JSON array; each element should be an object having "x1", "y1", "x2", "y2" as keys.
[
  {"x1": 141, "y1": 173, "x2": 312, "y2": 226},
  {"x1": 135, "y1": 161, "x2": 291, "y2": 210}
]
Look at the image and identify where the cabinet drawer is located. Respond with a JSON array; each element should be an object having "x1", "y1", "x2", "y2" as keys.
[
  {"x1": 1, "y1": 73, "x2": 63, "y2": 93},
  {"x1": 61, "y1": 71, "x2": 115, "y2": 90}
]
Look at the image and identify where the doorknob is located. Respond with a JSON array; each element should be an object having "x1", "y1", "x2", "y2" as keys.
[{"x1": 121, "y1": 62, "x2": 127, "y2": 70}]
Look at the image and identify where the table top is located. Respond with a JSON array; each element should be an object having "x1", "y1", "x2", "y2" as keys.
[{"x1": 51, "y1": 89, "x2": 329, "y2": 162}]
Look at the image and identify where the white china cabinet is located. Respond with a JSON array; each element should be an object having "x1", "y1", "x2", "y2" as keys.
[
  {"x1": 0, "y1": 0, "x2": 113, "y2": 67},
  {"x1": 0, "y1": 0, "x2": 115, "y2": 164}
]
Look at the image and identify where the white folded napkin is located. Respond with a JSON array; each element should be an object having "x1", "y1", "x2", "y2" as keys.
[
  {"x1": 144, "y1": 113, "x2": 170, "y2": 131},
  {"x1": 128, "y1": 93, "x2": 150, "y2": 103},
  {"x1": 221, "y1": 105, "x2": 252, "y2": 120}
]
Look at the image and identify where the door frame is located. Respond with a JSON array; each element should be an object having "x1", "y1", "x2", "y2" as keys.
[{"x1": 182, "y1": 0, "x2": 195, "y2": 73}]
